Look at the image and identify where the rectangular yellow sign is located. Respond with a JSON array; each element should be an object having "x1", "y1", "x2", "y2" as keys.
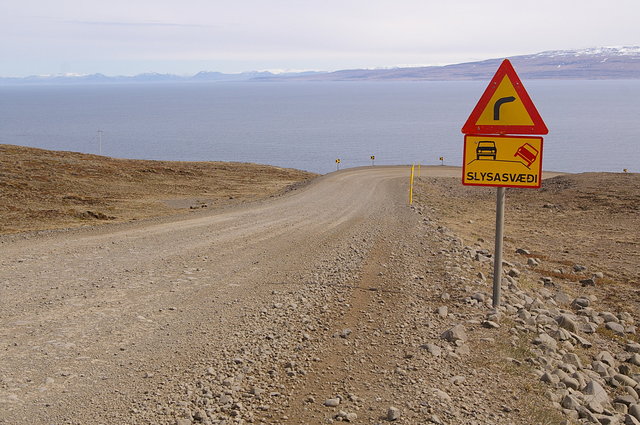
[{"x1": 462, "y1": 135, "x2": 543, "y2": 188}]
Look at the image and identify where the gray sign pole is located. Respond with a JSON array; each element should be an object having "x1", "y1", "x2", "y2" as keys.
[{"x1": 492, "y1": 187, "x2": 506, "y2": 307}]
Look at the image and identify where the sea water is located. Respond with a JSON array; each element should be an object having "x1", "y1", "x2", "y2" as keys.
[{"x1": 1, "y1": 80, "x2": 638, "y2": 174}]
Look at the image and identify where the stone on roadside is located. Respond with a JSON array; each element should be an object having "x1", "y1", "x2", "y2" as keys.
[
  {"x1": 455, "y1": 344, "x2": 470, "y2": 356},
  {"x1": 387, "y1": 406, "x2": 401, "y2": 421},
  {"x1": 570, "y1": 331, "x2": 593, "y2": 348},
  {"x1": 556, "y1": 314, "x2": 579, "y2": 333},
  {"x1": 428, "y1": 414, "x2": 444, "y2": 424},
  {"x1": 598, "y1": 351, "x2": 617, "y2": 367},
  {"x1": 192, "y1": 410, "x2": 206, "y2": 422},
  {"x1": 616, "y1": 403, "x2": 630, "y2": 414},
  {"x1": 615, "y1": 374, "x2": 639, "y2": 388},
  {"x1": 555, "y1": 291, "x2": 571, "y2": 305},
  {"x1": 630, "y1": 404, "x2": 640, "y2": 421},
  {"x1": 533, "y1": 332, "x2": 558, "y2": 351},
  {"x1": 625, "y1": 414, "x2": 640, "y2": 425},
  {"x1": 586, "y1": 399, "x2": 604, "y2": 414},
  {"x1": 584, "y1": 380, "x2": 610, "y2": 406},
  {"x1": 540, "y1": 372, "x2": 560, "y2": 385},
  {"x1": 580, "y1": 322, "x2": 598, "y2": 334},
  {"x1": 607, "y1": 322, "x2": 626, "y2": 334},
  {"x1": 562, "y1": 394, "x2": 581, "y2": 410},
  {"x1": 421, "y1": 343, "x2": 442, "y2": 357},
  {"x1": 436, "y1": 306, "x2": 448, "y2": 318},
  {"x1": 335, "y1": 411, "x2": 358, "y2": 422},
  {"x1": 219, "y1": 394, "x2": 233, "y2": 405},
  {"x1": 563, "y1": 353, "x2": 584, "y2": 369},
  {"x1": 471, "y1": 292, "x2": 486, "y2": 303},
  {"x1": 616, "y1": 395, "x2": 638, "y2": 406},
  {"x1": 561, "y1": 376, "x2": 581, "y2": 390},
  {"x1": 628, "y1": 354, "x2": 640, "y2": 367},
  {"x1": 482, "y1": 320, "x2": 500, "y2": 329},
  {"x1": 450, "y1": 375, "x2": 466, "y2": 385},
  {"x1": 431, "y1": 389, "x2": 452, "y2": 402},
  {"x1": 324, "y1": 398, "x2": 340, "y2": 407},
  {"x1": 601, "y1": 312, "x2": 619, "y2": 323},
  {"x1": 572, "y1": 297, "x2": 591, "y2": 309},
  {"x1": 441, "y1": 324, "x2": 467, "y2": 343},
  {"x1": 340, "y1": 328, "x2": 352, "y2": 338}
]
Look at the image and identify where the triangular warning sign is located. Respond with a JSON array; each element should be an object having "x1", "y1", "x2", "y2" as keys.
[{"x1": 461, "y1": 59, "x2": 548, "y2": 135}]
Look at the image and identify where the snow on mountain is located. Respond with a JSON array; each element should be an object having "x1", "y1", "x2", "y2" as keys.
[{"x1": 535, "y1": 46, "x2": 640, "y2": 58}]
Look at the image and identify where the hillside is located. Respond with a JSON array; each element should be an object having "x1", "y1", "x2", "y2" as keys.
[
  {"x1": 0, "y1": 144, "x2": 316, "y2": 234},
  {"x1": 273, "y1": 47, "x2": 640, "y2": 81}
]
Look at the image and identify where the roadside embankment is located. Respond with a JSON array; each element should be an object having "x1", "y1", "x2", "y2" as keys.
[{"x1": 0, "y1": 144, "x2": 316, "y2": 234}]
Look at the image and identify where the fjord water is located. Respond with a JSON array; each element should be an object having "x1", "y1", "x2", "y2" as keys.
[{"x1": 1, "y1": 80, "x2": 638, "y2": 174}]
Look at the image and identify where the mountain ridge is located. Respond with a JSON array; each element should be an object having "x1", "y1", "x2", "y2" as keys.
[{"x1": 2, "y1": 46, "x2": 639, "y2": 84}]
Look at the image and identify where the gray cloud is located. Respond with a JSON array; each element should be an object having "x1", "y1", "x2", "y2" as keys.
[{"x1": 62, "y1": 19, "x2": 216, "y2": 29}]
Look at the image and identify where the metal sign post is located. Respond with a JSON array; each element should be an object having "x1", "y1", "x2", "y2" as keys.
[{"x1": 492, "y1": 187, "x2": 505, "y2": 307}]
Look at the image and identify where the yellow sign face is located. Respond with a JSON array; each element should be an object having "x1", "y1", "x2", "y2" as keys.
[
  {"x1": 463, "y1": 135, "x2": 543, "y2": 188},
  {"x1": 474, "y1": 76, "x2": 534, "y2": 127},
  {"x1": 461, "y1": 59, "x2": 548, "y2": 135}
]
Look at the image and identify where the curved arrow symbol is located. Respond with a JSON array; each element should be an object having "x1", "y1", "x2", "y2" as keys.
[{"x1": 493, "y1": 96, "x2": 516, "y2": 120}]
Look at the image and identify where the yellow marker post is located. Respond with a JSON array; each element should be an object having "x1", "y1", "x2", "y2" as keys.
[
  {"x1": 409, "y1": 164, "x2": 415, "y2": 205},
  {"x1": 417, "y1": 162, "x2": 421, "y2": 178}
]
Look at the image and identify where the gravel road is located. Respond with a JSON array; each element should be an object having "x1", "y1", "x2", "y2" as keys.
[
  {"x1": 4, "y1": 164, "x2": 602, "y2": 425},
  {"x1": 0, "y1": 166, "x2": 416, "y2": 424}
]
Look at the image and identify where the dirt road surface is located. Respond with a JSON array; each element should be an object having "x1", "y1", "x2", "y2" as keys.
[
  {"x1": 1, "y1": 166, "x2": 419, "y2": 424},
  {"x1": 6, "y1": 165, "x2": 636, "y2": 425}
]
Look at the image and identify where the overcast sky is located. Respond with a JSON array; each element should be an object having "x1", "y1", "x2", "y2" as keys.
[{"x1": 2, "y1": 0, "x2": 639, "y2": 77}]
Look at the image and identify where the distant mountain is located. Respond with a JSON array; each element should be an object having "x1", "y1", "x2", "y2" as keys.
[
  {"x1": 270, "y1": 47, "x2": 640, "y2": 81},
  {"x1": 2, "y1": 47, "x2": 639, "y2": 85}
]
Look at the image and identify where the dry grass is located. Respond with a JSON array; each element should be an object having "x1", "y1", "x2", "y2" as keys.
[
  {"x1": 0, "y1": 144, "x2": 316, "y2": 234},
  {"x1": 472, "y1": 323, "x2": 570, "y2": 425}
]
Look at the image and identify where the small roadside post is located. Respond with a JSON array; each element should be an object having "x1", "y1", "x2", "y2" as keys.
[
  {"x1": 335, "y1": 158, "x2": 341, "y2": 171},
  {"x1": 408, "y1": 164, "x2": 415, "y2": 205},
  {"x1": 97, "y1": 130, "x2": 103, "y2": 155},
  {"x1": 461, "y1": 59, "x2": 548, "y2": 307},
  {"x1": 371, "y1": 155, "x2": 375, "y2": 166}
]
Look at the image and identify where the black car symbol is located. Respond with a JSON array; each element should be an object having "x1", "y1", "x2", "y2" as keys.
[{"x1": 476, "y1": 141, "x2": 497, "y2": 160}]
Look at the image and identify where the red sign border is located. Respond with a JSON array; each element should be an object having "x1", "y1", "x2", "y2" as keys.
[
  {"x1": 462, "y1": 134, "x2": 544, "y2": 189},
  {"x1": 461, "y1": 59, "x2": 548, "y2": 135}
]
